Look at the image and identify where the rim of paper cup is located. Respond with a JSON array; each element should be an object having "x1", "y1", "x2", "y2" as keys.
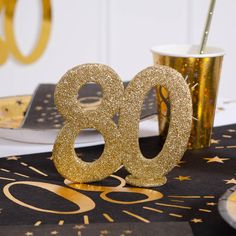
[{"x1": 151, "y1": 44, "x2": 225, "y2": 58}]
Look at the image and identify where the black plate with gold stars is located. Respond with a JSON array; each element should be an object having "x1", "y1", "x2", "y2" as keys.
[
  {"x1": 1, "y1": 124, "x2": 236, "y2": 235},
  {"x1": 22, "y1": 83, "x2": 157, "y2": 129}
]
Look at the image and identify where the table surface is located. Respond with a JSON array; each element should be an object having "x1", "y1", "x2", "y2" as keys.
[
  {"x1": 1, "y1": 123, "x2": 236, "y2": 236},
  {"x1": 0, "y1": 97, "x2": 236, "y2": 158}
]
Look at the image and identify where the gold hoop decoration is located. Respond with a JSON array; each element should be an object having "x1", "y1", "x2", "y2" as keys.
[
  {"x1": 119, "y1": 65, "x2": 192, "y2": 187},
  {"x1": 3, "y1": 181, "x2": 95, "y2": 214},
  {"x1": 0, "y1": 0, "x2": 9, "y2": 64},
  {"x1": 0, "y1": 38, "x2": 8, "y2": 64},
  {"x1": 53, "y1": 64, "x2": 124, "y2": 183},
  {"x1": 4, "y1": 0, "x2": 51, "y2": 64}
]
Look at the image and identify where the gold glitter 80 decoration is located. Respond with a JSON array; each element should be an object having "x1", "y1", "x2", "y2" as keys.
[
  {"x1": 0, "y1": 0, "x2": 51, "y2": 65},
  {"x1": 52, "y1": 64, "x2": 192, "y2": 187}
]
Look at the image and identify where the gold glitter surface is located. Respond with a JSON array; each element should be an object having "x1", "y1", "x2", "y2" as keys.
[
  {"x1": 119, "y1": 66, "x2": 192, "y2": 187},
  {"x1": 53, "y1": 64, "x2": 124, "y2": 183},
  {"x1": 53, "y1": 64, "x2": 192, "y2": 187}
]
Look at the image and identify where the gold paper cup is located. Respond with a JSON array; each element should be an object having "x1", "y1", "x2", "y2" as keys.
[{"x1": 151, "y1": 44, "x2": 224, "y2": 149}]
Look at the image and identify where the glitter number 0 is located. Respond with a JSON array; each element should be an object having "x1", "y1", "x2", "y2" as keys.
[
  {"x1": 120, "y1": 66, "x2": 192, "y2": 187},
  {"x1": 53, "y1": 64, "x2": 192, "y2": 187}
]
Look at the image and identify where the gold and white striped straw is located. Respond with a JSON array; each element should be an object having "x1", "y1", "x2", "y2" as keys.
[{"x1": 199, "y1": 0, "x2": 216, "y2": 54}]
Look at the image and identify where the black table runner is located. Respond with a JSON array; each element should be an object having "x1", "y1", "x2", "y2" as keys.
[{"x1": 1, "y1": 124, "x2": 236, "y2": 235}]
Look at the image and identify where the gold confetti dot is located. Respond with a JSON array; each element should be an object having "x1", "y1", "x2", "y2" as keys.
[{"x1": 35, "y1": 106, "x2": 42, "y2": 111}]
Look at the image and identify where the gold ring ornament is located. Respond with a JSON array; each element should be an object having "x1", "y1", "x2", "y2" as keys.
[{"x1": 0, "y1": 0, "x2": 51, "y2": 64}]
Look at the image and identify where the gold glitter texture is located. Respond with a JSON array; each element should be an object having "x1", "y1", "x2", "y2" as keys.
[
  {"x1": 120, "y1": 66, "x2": 192, "y2": 187},
  {"x1": 53, "y1": 64, "x2": 192, "y2": 187},
  {"x1": 53, "y1": 64, "x2": 124, "y2": 183}
]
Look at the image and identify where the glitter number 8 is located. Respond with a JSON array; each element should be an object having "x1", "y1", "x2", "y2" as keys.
[
  {"x1": 53, "y1": 64, "x2": 124, "y2": 183},
  {"x1": 53, "y1": 64, "x2": 192, "y2": 187}
]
